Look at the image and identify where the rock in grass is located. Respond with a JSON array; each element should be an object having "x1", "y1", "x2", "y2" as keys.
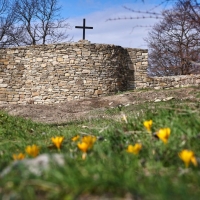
[
  {"x1": 154, "y1": 98, "x2": 162, "y2": 102},
  {"x1": 0, "y1": 153, "x2": 65, "y2": 177},
  {"x1": 163, "y1": 97, "x2": 174, "y2": 101}
]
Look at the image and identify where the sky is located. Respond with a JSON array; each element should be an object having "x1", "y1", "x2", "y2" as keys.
[{"x1": 58, "y1": 0, "x2": 173, "y2": 49}]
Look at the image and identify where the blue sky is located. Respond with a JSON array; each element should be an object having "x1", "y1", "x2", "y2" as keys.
[{"x1": 58, "y1": 0, "x2": 173, "y2": 48}]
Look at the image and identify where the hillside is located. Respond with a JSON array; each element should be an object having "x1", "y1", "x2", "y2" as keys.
[{"x1": 0, "y1": 87, "x2": 199, "y2": 124}]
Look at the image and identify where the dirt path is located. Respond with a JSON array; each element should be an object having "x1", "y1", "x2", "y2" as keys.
[{"x1": 0, "y1": 87, "x2": 199, "y2": 124}]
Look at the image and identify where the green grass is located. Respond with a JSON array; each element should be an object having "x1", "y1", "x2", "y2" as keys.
[
  {"x1": 196, "y1": 92, "x2": 200, "y2": 98},
  {"x1": 0, "y1": 99, "x2": 200, "y2": 199}
]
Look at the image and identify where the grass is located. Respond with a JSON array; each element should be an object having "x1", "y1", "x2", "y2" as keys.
[{"x1": 0, "y1": 97, "x2": 200, "y2": 199}]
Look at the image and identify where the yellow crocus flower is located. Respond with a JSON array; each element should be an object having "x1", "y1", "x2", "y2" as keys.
[
  {"x1": 156, "y1": 128, "x2": 171, "y2": 144},
  {"x1": 71, "y1": 135, "x2": 80, "y2": 142},
  {"x1": 126, "y1": 143, "x2": 142, "y2": 155},
  {"x1": 51, "y1": 136, "x2": 64, "y2": 150},
  {"x1": 143, "y1": 120, "x2": 153, "y2": 132},
  {"x1": 77, "y1": 135, "x2": 96, "y2": 158},
  {"x1": 179, "y1": 149, "x2": 198, "y2": 168},
  {"x1": 81, "y1": 135, "x2": 96, "y2": 149},
  {"x1": 77, "y1": 142, "x2": 89, "y2": 153},
  {"x1": 13, "y1": 153, "x2": 25, "y2": 160},
  {"x1": 25, "y1": 144, "x2": 40, "y2": 157}
]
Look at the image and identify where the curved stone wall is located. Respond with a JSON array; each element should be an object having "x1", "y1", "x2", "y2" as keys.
[{"x1": 0, "y1": 40, "x2": 148, "y2": 104}]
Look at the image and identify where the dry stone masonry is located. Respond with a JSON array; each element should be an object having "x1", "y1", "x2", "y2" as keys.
[
  {"x1": 0, "y1": 40, "x2": 147, "y2": 104},
  {"x1": 147, "y1": 75, "x2": 200, "y2": 90},
  {"x1": 0, "y1": 40, "x2": 199, "y2": 105}
]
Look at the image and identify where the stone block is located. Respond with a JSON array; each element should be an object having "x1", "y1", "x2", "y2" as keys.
[
  {"x1": 82, "y1": 51, "x2": 91, "y2": 56},
  {"x1": 94, "y1": 89, "x2": 103, "y2": 95},
  {"x1": 58, "y1": 82, "x2": 67, "y2": 86},
  {"x1": 57, "y1": 57, "x2": 64, "y2": 62},
  {"x1": 82, "y1": 70, "x2": 90, "y2": 74},
  {"x1": 0, "y1": 84, "x2": 8, "y2": 88},
  {"x1": 32, "y1": 92, "x2": 40, "y2": 96},
  {"x1": 41, "y1": 63, "x2": 47, "y2": 67},
  {"x1": 36, "y1": 58, "x2": 43, "y2": 62}
]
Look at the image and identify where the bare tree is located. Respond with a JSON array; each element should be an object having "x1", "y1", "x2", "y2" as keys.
[
  {"x1": 36, "y1": 0, "x2": 71, "y2": 44},
  {"x1": 180, "y1": 0, "x2": 200, "y2": 31},
  {"x1": 146, "y1": 1, "x2": 200, "y2": 76},
  {"x1": 107, "y1": 0, "x2": 200, "y2": 74},
  {"x1": 0, "y1": 0, "x2": 7, "y2": 15},
  {"x1": 0, "y1": 0, "x2": 18, "y2": 47},
  {"x1": 12, "y1": 0, "x2": 71, "y2": 45}
]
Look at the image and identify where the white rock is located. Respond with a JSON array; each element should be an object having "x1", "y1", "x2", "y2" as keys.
[
  {"x1": 154, "y1": 99, "x2": 162, "y2": 102},
  {"x1": 109, "y1": 102, "x2": 113, "y2": 105},
  {"x1": 163, "y1": 97, "x2": 174, "y2": 101},
  {"x1": 0, "y1": 153, "x2": 65, "y2": 177}
]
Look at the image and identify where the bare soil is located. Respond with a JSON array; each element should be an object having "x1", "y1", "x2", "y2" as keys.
[{"x1": 0, "y1": 87, "x2": 199, "y2": 124}]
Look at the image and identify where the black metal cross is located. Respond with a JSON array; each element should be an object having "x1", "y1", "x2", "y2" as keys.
[{"x1": 75, "y1": 19, "x2": 93, "y2": 40}]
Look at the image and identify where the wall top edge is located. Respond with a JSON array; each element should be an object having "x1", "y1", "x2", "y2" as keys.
[{"x1": 0, "y1": 40, "x2": 148, "y2": 51}]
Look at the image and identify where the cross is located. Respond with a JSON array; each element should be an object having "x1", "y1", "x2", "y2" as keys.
[{"x1": 75, "y1": 19, "x2": 93, "y2": 40}]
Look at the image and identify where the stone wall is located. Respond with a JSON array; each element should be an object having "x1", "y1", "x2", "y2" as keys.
[
  {"x1": 0, "y1": 40, "x2": 148, "y2": 104},
  {"x1": 146, "y1": 75, "x2": 200, "y2": 89}
]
